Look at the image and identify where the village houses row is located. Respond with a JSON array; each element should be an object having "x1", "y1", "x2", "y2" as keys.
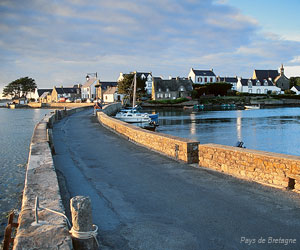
[{"x1": 33, "y1": 64, "x2": 297, "y2": 103}]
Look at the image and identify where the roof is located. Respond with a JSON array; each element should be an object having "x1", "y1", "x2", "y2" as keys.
[
  {"x1": 274, "y1": 74, "x2": 289, "y2": 82},
  {"x1": 292, "y1": 85, "x2": 300, "y2": 91},
  {"x1": 253, "y1": 70, "x2": 279, "y2": 80},
  {"x1": 240, "y1": 78, "x2": 275, "y2": 87},
  {"x1": 82, "y1": 77, "x2": 97, "y2": 88},
  {"x1": 37, "y1": 89, "x2": 52, "y2": 97},
  {"x1": 153, "y1": 77, "x2": 193, "y2": 92},
  {"x1": 135, "y1": 72, "x2": 152, "y2": 79},
  {"x1": 103, "y1": 86, "x2": 118, "y2": 95},
  {"x1": 99, "y1": 81, "x2": 118, "y2": 89},
  {"x1": 218, "y1": 77, "x2": 238, "y2": 83},
  {"x1": 192, "y1": 69, "x2": 216, "y2": 77},
  {"x1": 54, "y1": 87, "x2": 77, "y2": 94},
  {"x1": 40, "y1": 91, "x2": 50, "y2": 99}
]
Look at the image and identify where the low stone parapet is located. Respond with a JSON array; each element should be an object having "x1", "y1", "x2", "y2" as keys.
[
  {"x1": 198, "y1": 143, "x2": 300, "y2": 191},
  {"x1": 13, "y1": 106, "x2": 92, "y2": 249},
  {"x1": 97, "y1": 109, "x2": 199, "y2": 163}
]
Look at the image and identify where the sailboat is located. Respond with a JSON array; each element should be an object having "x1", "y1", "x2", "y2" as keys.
[{"x1": 115, "y1": 72, "x2": 159, "y2": 127}]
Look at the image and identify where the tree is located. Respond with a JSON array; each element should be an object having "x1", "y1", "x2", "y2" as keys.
[
  {"x1": 118, "y1": 73, "x2": 146, "y2": 100},
  {"x1": 192, "y1": 82, "x2": 232, "y2": 97},
  {"x1": 289, "y1": 77, "x2": 300, "y2": 88},
  {"x1": 2, "y1": 77, "x2": 37, "y2": 99}
]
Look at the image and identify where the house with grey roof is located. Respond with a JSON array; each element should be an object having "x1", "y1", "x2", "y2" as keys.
[
  {"x1": 51, "y1": 86, "x2": 80, "y2": 102},
  {"x1": 252, "y1": 65, "x2": 289, "y2": 91},
  {"x1": 118, "y1": 71, "x2": 153, "y2": 95},
  {"x1": 252, "y1": 69, "x2": 279, "y2": 81},
  {"x1": 188, "y1": 68, "x2": 216, "y2": 84},
  {"x1": 236, "y1": 78, "x2": 281, "y2": 94},
  {"x1": 96, "y1": 81, "x2": 118, "y2": 101},
  {"x1": 216, "y1": 76, "x2": 238, "y2": 90},
  {"x1": 290, "y1": 85, "x2": 300, "y2": 95},
  {"x1": 102, "y1": 86, "x2": 125, "y2": 103},
  {"x1": 152, "y1": 77, "x2": 193, "y2": 100},
  {"x1": 81, "y1": 74, "x2": 99, "y2": 100}
]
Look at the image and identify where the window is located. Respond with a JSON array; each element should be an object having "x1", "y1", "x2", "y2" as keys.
[
  {"x1": 248, "y1": 89, "x2": 252, "y2": 93},
  {"x1": 179, "y1": 86, "x2": 185, "y2": 92},
  {"x1": 264, "y1": 89, "x2": 268, "y2": 94},
  {"x1": 210, "y1": 77, "x2": 213, "y2": 82},
  {"x1": 198, "y1": 77, "x2": 201, "y2": 82},
  {"x1": 264, "y1": 80, "x2": 268, "y2": 86},
  {"x1": 166, "y1": 88, "x2": 169, "y2": 92},
  {"x1": 257, "y1": 89, "x2": 261, "y2": 94},
  {"x1": 204, "y1": 77, "x2": 207, "y2": 83},
  {"x1": 248, "y1": 80, "x2": 252, "y2": 88}
]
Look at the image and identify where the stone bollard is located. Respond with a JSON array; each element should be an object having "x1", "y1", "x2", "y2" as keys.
[{"x1": 70, "y1": 196, "x2": 98, "y2": 250}]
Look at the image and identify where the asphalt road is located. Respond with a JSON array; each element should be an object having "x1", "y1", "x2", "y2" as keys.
[{"x1": 53, "y1": 108, "x2": 300, "y2": 250}]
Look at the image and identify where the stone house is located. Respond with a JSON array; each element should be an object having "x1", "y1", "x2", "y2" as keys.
[
  {"x1": 236, "y1": 78, "x2": 281, "y2": 94},
  {"x1": 36, "y1": 89, "x2": 53, "y2": 103},
  {"x1": 152, "y1": 77, "x2": 193, "y2": 100},
  {"x1": 51, "y1": 86, "x2": 80, "y2": 102},
  {"x1": 290, "y1": 85, "x2": 300, "y2": 95},
  {"x1": 273, "y1": 65, "x2": 290, "y2": 90},
  {"x1": 188, "y1": 68, "x2": 216, "y2": 84}
]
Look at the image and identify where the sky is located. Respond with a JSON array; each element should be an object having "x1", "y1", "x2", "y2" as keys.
[{"x1": 0, "y1": 0, "x2": 300, "y2": 97}]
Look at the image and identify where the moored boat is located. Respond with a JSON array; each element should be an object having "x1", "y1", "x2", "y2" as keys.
[{"x1": 244, "y1": 105, "x2": 260, "y2": 110}]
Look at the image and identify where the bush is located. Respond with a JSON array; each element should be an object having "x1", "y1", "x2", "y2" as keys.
[
  {"x1": 284, "y1": 89, "x2": 296, "y2": 95},
  {"x1": 148, "y1": 97, "x2": 188, "y2": 104}
]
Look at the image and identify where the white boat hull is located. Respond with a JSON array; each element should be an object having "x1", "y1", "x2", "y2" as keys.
[{"x1": 244, "y1": 105, "x2": 260, "y2": 110}]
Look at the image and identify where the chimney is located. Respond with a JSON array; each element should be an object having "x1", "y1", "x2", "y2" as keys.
[
  {"x1": 169, "y1": 75, "x2": 172, "y2": 80},
  {"x1": 211, "y1": 68, "x2": 213, "y2": 72}
]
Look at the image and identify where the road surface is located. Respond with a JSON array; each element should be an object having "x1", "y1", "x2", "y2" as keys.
[{"x1": 53, "y1": 108, "x2": 300, "y2": 250}]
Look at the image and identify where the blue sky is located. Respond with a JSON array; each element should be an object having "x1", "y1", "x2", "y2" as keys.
[{"x1": 1, "y1": 0, "x2": 300, "y2": 95}]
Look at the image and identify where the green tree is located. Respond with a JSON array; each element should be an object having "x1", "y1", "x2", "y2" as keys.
[
  {"x1": 289, "y1": 77, "x2": 300, "y2": 88},
  {"x1": 2, "y1": 77, "x2": 37, "y2": 99},
  {"x1": 192, "y1": 82, "x2": 232, "y2": 97},
  {"x1": 118, "y1": 73, "x2": 146, "y2": 100}
]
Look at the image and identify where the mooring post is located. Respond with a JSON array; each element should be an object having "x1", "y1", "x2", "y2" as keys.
[{"x1": 70, "y1": 196, "x2": 98, "y2": 250}]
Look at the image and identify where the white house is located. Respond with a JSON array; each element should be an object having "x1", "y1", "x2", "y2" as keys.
[
  {"x1": 216, "y1": 76, "x2": 238, "y2": 91},
  {"x1": 188, "y1": 68, "x2": 216, "y2": 84},
  {"x1": 81, "y1": 75, "x2": 98, "y2": 100},
  {"x1": 237, "y1": 78, "x2": 281, "y2": 94},
  {"x1": 291, "y1": 85, "x2": 300, "y2": 95},
  {"x1": 118, "y1": 72, "x2": 153, "y2": 95},
  {"x1": 103, "y1": 86, "x2": 125, "y2": 103}
]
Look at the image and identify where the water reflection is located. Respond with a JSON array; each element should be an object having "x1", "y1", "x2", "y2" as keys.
[
  {"x1": 142, "y1": 107, "x2": 300, "y2": 156},
  {"x1": 236, "y1": 110, "x2": 242, "y2": 141}
]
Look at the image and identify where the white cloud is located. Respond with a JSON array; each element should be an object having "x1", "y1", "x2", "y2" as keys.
[{"x1": 284, "y1": 66, "x2": 300, "y2": 77}]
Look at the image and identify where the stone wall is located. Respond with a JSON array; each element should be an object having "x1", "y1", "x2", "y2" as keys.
[
  {"x1": 28, "y1": 102, "x2": 94, "y2": 109},
  {"x1": 13, "y1": 106, "x2": 92, "y2": 249},
  {"x1": 198, "y1": 144, "x2": 300, "y2": 191},
  {"x1": 97, "y1": 109, "x2": 199, "y2": 163}
]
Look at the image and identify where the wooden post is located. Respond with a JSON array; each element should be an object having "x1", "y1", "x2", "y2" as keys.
[{"x1": 70, "y1": 196, "x2": 98, "y2": 250}]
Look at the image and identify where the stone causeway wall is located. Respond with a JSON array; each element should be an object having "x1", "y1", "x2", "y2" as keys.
[
  {"x1": 198, "y1": 144, "x2": 300, "y2": 191},
  {"x1": 98, "y1": 105, "x2": 199, "y2": 163},
  {"x1": 14, "y1": 106, "x2": 91, "y2": 249}
]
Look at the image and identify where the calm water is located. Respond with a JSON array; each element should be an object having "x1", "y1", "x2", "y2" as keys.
[
  {"x1": 148, "y1": 107, "x2": 300, "y2": 156},
  {"x1": 0, "y1": 108, "x2": 51, "y2": 241}
]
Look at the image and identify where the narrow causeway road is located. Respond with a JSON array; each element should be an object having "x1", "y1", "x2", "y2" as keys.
[{"x1": 53, "y1": 109, "x2": 300, "y2": 250}]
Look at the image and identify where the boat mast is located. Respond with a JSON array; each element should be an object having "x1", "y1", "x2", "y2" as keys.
[{"x1": 132, "y1": 71, "x2": 137, "y2": 108}]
